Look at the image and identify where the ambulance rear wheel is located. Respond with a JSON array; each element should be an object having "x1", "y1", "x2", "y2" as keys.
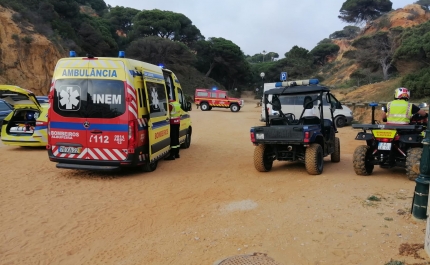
[
  {"x1": 142, "y1": 160, "x2": 158, "y2": 172},
  {"x1": 230, "y1": 104, "x2": 240, "y2": 112},
  {"x1": 200, "y1": 102, "x2": 209, "y2": 111},
  {"x1": 181, "y1": 128, "x2": 191, "y2": 149}
]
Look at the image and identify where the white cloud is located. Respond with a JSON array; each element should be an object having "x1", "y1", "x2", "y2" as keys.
[{"x1": 103, "y1": 0, "x2": 415, "y2": 58}]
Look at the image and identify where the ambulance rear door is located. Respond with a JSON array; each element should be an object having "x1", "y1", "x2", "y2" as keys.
[
  {"x1": 50, "y1": 61, "x2": 90, "y2": 160},
  {"x1": 144, "y1": 78, "x2": 170, "y2": 161},
  {"x1": 84, "y1": 78, "x2": 129, "y2": 161}
]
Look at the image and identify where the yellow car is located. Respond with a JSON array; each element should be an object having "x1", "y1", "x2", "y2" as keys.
[{"x1": 0, "y1": 85, "x2": 48, "y2": 147}]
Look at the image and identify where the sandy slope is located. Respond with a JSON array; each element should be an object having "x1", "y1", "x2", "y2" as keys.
[{"x1": 1, "y1": 98, "x2": 429, "y2": 265}]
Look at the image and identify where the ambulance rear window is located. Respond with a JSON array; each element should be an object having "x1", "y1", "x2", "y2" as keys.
[{"x1": 53, "y1": 79, "x2": 126, "y2": 118}]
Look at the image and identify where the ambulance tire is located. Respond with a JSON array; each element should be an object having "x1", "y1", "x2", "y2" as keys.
[
  {"x1": 230, "y1": 104, "x2": 240, "y2": 112},
  {"x1": 180, "y1": 128, "x2": 191, "y2": 149},
  {"x1": 200, "y1": 102, "x2": 210, "y2": 111},
  {"x1": 142, "y1": 160, "x2": 158, "y2": 172}
]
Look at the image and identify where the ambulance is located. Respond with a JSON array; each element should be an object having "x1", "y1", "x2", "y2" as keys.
[{"x1": 47, "y1": 51, "x2": 192, "y2": 172}]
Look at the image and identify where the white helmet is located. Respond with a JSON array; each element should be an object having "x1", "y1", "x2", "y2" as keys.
[{"x1": 394, "y1": 87, "x2": 410, "y2": 100}]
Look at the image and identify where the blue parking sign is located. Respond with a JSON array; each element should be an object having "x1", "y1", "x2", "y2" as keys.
[{"x1": 280, "y1": 72, "x2": 287, "y2": 81}]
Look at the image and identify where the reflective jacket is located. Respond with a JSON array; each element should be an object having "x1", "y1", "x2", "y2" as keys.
[
  {"x1": 387, "y1": 100, "x2": 413, "y2": 125},
  {"x1": 169, "y1": 101, "x2": 181, "y2": 124}
]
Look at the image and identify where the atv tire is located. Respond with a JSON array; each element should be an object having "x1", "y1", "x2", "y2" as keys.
[
  {"x1": 406, "y1": 148, "x2": 423, "y2": 181},
  {"x1": 331, "y1": 137, "x2": 340, "y2": 162},
  {"x1": 254, "y1": 144, "x2": 273, "y2": 172},
  {"x1": 353, "y1": 145, "x2": 374, "y2": 176},
  {"x1": 305, "y1": 143, "x2": 324, "y2": 175}
]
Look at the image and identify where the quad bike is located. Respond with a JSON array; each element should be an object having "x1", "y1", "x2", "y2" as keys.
[{"x1": 352, "y1": 103, "x2": 427, "y2": 180}]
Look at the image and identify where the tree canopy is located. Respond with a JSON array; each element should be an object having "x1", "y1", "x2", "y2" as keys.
[
  {"x1": 338, "y1": 0, "x2": 393, "y2": 24},
  {"x1": 131, "y1": 9, "x2": 204, "y2": 46},
  {"x1": 329, "y1": 26, "x2": 361, "y2": 39}
]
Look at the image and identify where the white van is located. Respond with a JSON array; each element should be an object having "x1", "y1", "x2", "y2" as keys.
[{"x1": 260, "y1": 79, "x2": 353, "y2": 127}]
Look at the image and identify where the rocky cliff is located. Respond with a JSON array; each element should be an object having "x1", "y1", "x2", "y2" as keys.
[
  {"x1": 323, "y1": 4, "x2": 430, "y2": 87},
  {"x1": 0, "y1": 6, "x2": 64, "y2": 95}
]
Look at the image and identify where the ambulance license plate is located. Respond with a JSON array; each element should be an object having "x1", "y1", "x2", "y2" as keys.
[
  {"x1": 378, "y1": 142, "x2": 392, "y2": 150},
  {"x1": 59, "y1": 146, "x2": 82, "y2": 154}
]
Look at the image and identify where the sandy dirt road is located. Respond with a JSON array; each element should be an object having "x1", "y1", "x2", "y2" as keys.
[{"x1": 1, "y1": 97, "x2": 430, "y2": 265}]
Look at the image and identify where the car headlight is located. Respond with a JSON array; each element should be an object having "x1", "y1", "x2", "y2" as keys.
[{"x1": 256, "y1": 133, "x2": 264, "y2": 140}]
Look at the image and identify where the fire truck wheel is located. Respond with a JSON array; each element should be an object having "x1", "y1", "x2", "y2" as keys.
[
  {"x1": 254, "y1": 144, "x2": 273, "y2": 172},
  {"x1": 230, "y1": 104, "x2": 240, "y2": 112},
  {"x1": 180, "y1": 128, "x2": 191, "y2": 149},
  {"x1": 352, "y1": 145, "x2": 374, "y2": 176},
  {"x1": 200, "y1": 102, "x2": 209, "y2": 111},
  {"x1": 305, "y1": 143, "x2": 324, "y2": 175},
  {"x1": 142, "y1": 160, "x2": 158, "y2": 172},
  {"x1": 406, "y1": 148, "x2": 422, "y2": 181}
]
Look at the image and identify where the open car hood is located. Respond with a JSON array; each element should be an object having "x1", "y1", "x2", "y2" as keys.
[{"x1": 0, "y1": 85, "x2": 41, "y2": 110}]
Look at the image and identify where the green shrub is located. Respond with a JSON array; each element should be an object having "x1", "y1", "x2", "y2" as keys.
[
  {"x1": 401, "y1": 67, "x2": 430, "y2": 99},
  {"x1": 11, "y1": 34, "x2": 19, "y2": 41},
  {"x1": 22, "y1": 35, "x2": 33, "y2": 44}
]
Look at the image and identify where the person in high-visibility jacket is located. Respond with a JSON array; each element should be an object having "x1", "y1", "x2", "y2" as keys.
[
  {"x1": 165, "y1": 99, "x2": 182, "y2": 160},
  {"x1": 382, "y1": 87, "x2": 428, "y2": 124}
]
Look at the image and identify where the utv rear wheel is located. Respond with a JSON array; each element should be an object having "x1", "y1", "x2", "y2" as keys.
[
  {"x1": 331, "y1": 137, "x2": 340, "y2": 162},
  {"x1": 406, "y1": 148, "x2": 423, "y2": 181},
  {"x1": 305, "y1": 143, "x2": 323, "y2": 175},
  {"x1": 200, "y1": 102, "x2": 209, "y2": 111},
  {"x1": 142, "y1": 160, "x2": 158, "y2": 172},
  {"x1": 230, "y1": 104, "x2": 240, "y2": 112},
  {"x1": 353, "y1": 145, "x2": 374, "y2": 175},
  {"x1": 254, "y1": 144, "x2": 273, "y2": 172}
]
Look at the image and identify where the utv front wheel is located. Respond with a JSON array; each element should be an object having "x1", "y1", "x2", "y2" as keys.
[
  {"x1": 406, "y1": 148, "x2": 423, "y2": 181},
  {"x1": 305, "y1": 143, "x2": 323, "y2": 175},
  {"x1": 254, "y1": 144, "x2": 273, "y2": 172},
  {"x1": 331, "y1": 137, "x2": 340, "y2": 162},
  {"x1": 353, "y1": 145, "x2": 374, "y2": 176}
]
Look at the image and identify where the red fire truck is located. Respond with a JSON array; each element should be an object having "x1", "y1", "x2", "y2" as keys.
[{"x1": 194, "y1": 88, "x2": 244, "y2": 112}]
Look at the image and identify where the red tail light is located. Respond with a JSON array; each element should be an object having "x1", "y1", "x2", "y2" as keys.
[
  {"x1": 304, "y1": 131, "x2": 310, "y2": 143},
  {"x1": 128, "y1": 120, "x2": 137, "y2": 153},
  {"x1": 250, "y1": 131, "x2": 255, "y2": 142},
  {"x1": 377, "y1": 138, "x2": 392, "y2": 143},
  {"x1": 169, "y1": 103, "x2": 173, "y2": 112}
]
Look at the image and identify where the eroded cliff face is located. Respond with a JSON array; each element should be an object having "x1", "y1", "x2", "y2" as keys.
[
  {"x1": 323, "y1": 4, "x2": 430, "y2": 86},
  {"x1": 0, "y1": 6, "x2": 64, "y2": 95}
]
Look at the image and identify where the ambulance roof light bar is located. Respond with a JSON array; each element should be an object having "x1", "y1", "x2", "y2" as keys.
[
  {"x1": 274, "y1": 79, "x2": 319, "y2": 87},
  {"x1": 118, "y1": 51, "x2": 125, "y2": 58},
  {"x1": 69, "y1": 51, "x2": 76, "y2": 57}
]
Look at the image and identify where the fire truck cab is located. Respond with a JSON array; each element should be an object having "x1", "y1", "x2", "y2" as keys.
[
  {"x1": 46, "y1": 51, "x2": 192, "y2": 172},
  {"x1": 194, "y1": 88, "x2": 244, "y2": 112}
]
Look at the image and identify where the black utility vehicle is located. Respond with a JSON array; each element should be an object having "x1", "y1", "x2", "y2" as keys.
[{"x1": 250, "y1": 82, "x2": 341, "y2": 175}]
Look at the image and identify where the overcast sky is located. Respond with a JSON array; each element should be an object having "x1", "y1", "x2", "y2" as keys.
[{"x1": 103, "y1": 0, "x2": 415, "y2": 58}]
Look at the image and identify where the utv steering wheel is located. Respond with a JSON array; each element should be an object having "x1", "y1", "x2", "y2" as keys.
[{"x1": 281, "y1": 112, "x2": 295, "y2": 124}]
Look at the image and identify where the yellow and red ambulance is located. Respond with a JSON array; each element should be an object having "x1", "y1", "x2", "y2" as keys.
[
  {"x1": 47, "y1": 51, "x2": 192, "y2": 172},
  {"x1": 194, "y1": 88, "x2": 244, "y2": 112}
]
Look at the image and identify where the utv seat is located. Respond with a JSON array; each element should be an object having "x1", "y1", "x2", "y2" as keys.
[
  {"x1": 300, "y1": 116, "x2": 321, "y2": 125},
  {"x1": 270, "y1": 117, "x2": 289, "y2": 125}
]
